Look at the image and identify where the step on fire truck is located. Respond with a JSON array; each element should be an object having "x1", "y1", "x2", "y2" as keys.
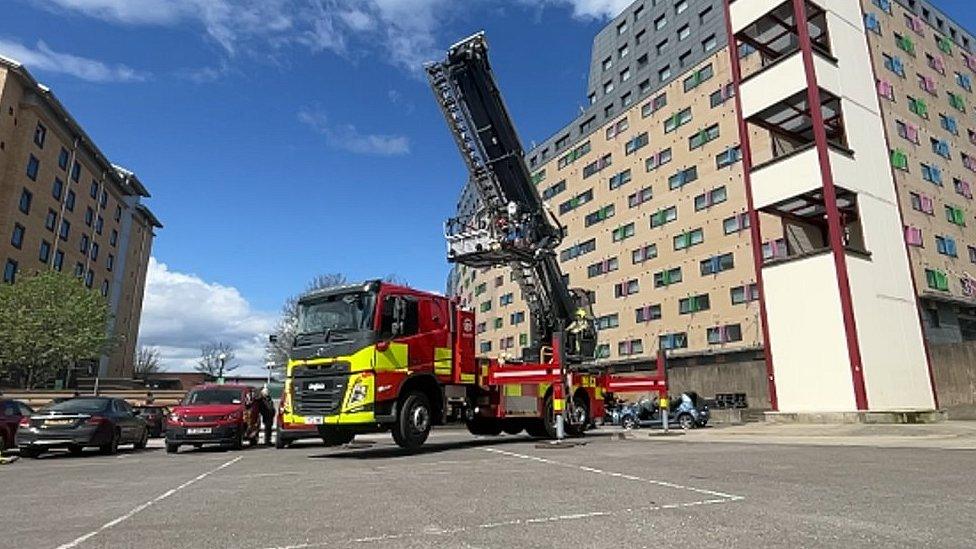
[{"x1": 277, "y1": 33, "x2": 667, "y2": 450}]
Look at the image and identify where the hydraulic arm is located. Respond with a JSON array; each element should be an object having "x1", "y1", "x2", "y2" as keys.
[{"x1": 426, "y1": 32, "x2": 596, "y2": 361}]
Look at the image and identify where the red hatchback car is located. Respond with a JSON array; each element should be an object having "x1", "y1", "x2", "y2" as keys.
[
  {"x1": 165, "y1": 384, "x2": 261, "y2": 454},
  {"x1": 1, "y1": 399, "x2": 34, "y2": 453}
]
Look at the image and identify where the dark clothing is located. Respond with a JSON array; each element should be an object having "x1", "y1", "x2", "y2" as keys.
[{"x1": 258, "y1": 397, "x2": 275, "y2": 445}]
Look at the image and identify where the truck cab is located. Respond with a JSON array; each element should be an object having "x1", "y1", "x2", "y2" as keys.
[{"x1": 281, "y1": 280, "x2": 476, "y2": 448}]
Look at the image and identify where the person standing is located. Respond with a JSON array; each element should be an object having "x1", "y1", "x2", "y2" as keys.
[{"x1": 258, "y1": 385, "x2": 275, "y2": 446}]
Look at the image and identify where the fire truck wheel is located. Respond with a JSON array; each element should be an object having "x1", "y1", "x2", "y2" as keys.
[
  {"x1": 566, "y1": 394, "x2": 589, "y2": 438},
  {"x1": 524, "y1": 420, "x2": 549, "y2": 438},
  {"x1": 392, "y1": 392, "x2": 432, "y2": 450}
]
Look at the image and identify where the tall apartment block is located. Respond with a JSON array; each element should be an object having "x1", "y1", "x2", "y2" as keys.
[
  {"x1": 449, "y1": 0, "x2": 972, "y2": 413},
  {"x1": 0, "y1": 56, "x2": 161, "y2": 380}
]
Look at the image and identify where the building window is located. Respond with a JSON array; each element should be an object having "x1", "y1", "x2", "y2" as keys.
[
  {"x1": 650, "y1": 206, "x2": 678, "y2": 228},
  {"x1": 34, "y1": 122, "x2": 47, "y2": 148},
  {"x1": 560, "y1": 238, "x2": 597, "y2": 262},
  {"x1": 90, "y1": 242, "x2": 99, "y2": 261},
  {"x1": 677, "y1": 25, "x2": 690, "y2": 41},
  {"x1": 642, "y1": 92, "x2": 668, "y2": 118},
  {"x1": 596, "y1": 313, "x2": 619, "y2": 330},
  {"x1": 645, "y1": 148, "x2": 672, "y2": 171},
  {"x1": 3, "y1": 259, "x2": 17, "y2": 284},
  {"x1": 925, "y1": 268, "x2": 949, "y2": 291},
  {"x1": 45, "y1": 209, "x2": 57, "y2": 232},
  {"x1": 624, "y1": 132, "x2": 648, "y2": 155},
  {"x1": 90, "y1": 180, "x2": 99, "y2": 199},
  {"x1": 664, "y1": 108, "x2": 692, "y2": 133},
  {"x1": 53, "y1": 250, "x2": 64, "y2": 272},
  {"x1": 614, "y1": 279, "x2": 640, "y2": 298},
  {"x1": 723, "y1": 213, "x2": 751, "y2": 234},
  {"x1": 890, "y1": 149, "x2": 909, "y2": 171},
  {"x1": 18, "y1": 188, "x2": 32, "y2": 214},
  {"x1": 84, "y1": 269, "x2": 94, "y2": 288},
  {"x1": 635, "y1": 304, "x2": 662, "y2": 323},
  {"x1": 668, "y1": 166, "x2": 698, "y2": 190},
  {"x1": 632, "y1": 244, "x2": 657, "y2": 264},
  {"x1": 673, "y1": 228, "x2": 704, "y2": 251},
  {"x1": 683, "y1": 65, "x2": 713, "y2": 93},
  {"x1": 654, "y1": 15, "x2": 666, "y2": 31},
  {"x1": 628, "y1": 186, "x2": 653, "y2": 208},
  {"x1": 702, "y1": 34, "x2": 717, "y2": 52},
  {"x1": 611, "y1": 223, "x2": 635, "y2": 242},
  {"x1": 606, "y1": 118, "x2": 629, "y2": 140},
  {"x1": 617, "y1": 20, "x2": 627, "y2": 35},
  {"x1": 679, "y1": 294, "x2": 710, "y2": 314},
  {"x1": 71, "y1": 160, "x2": 81, "y2": 182},
  {"x1": 11, "y1": 224, "x2": 25, "y2": 249},
  {"x1": 27, "y1": 154, "x2": 40, "y2": 181},
  {"x1": 618, "y1": 339, "x2": 644, "y2": 356},
  {"x1": 731, "y1": 283, "x2": 760, "y2": 305},
  {"x1": 708, "y1": 324, "x2": 743, "y2": 344},
  {"x1": 582, "y1": 154, "x2": 612, "y2": 179},
  {"x1": 675, "y1": 0, "x2": 688, "y2": 14},
  {"x1": 936, "y1": 235, "x2": 958, "y2": 257},
  {"x1": 716, "y1": 146, "x2": 742, "y2": 168},
  {"x1": 59, "y1": 219, "x2": 70, "y2": 241},
  {"x1": 58, "y1": 148, "x2": 69, "y2": 170},
  {"x1": 689, "y1": 124, "x2": 720, "y2": 149},
  {"x1": 619, "y1": 44, "x2": 629, "y2": 59},
  {"x1": 39, "y1": 240, "x2": 51, "y2": 264},
  {"x1": 110, "y1": 229, "x2": 119, "y2": 247},
  {"x1": 883, "y1": 53, "x2": 905, "y2": 77},
  {"x1": 653, "y1": 267, "x2": 682, "y2": 287},
  {"x1": 659, "y1": 332, "x2": 688, "y2": 350},
  {"x1": 701, "y1": 253, "x2": 735, "y2": 275},
  {"x1": 695, "y1": 186, "x2": 727, "y2": 211},
  {"x1": 101, "y1": 280, "x2": 110, "y2": 297},
  {"x1": 66, "y1": 190, "x2": 76, "y2": 212}
]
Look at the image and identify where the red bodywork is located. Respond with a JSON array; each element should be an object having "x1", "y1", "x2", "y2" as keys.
[
  {"x1": 0, "y1": 400, "x2": 33, "y2": 451},
  {"x1": 166, "y1": 384, "x2": 261, "y2": 443}
]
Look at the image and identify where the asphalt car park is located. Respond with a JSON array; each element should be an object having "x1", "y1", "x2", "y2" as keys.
[{"x1": 3, "y1": 426, "x2": 975, "y2": 548}]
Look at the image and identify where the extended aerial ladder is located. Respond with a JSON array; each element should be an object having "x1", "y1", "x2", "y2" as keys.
[{"x1": 427, "y1": 33, "x2": 667, "y2": 439}]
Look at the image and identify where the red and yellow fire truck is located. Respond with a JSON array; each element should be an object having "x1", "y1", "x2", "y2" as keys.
[{"x1": 278, "y1": 33, "x2": 666, "y2": 449}]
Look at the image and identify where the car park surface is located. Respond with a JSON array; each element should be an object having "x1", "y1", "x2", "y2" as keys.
[{"x1": 2, "y1": 426, "x2": 974, "y2": 548}]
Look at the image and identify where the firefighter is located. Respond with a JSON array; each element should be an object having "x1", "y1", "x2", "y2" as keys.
[
  {"x1": 566, "y1": 307, "x2": 589, "y2": 356},
  {"x1": 258, "y1": 385, "x2": 275, "y2": 446}
]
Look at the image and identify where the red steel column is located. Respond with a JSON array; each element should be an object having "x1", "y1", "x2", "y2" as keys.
[
  {"x1": 722, "y1": 0, "x2": 779, "y2": 410},
  {"x1": 791, "y1": 0, "x2": 868, "y2": 410}
]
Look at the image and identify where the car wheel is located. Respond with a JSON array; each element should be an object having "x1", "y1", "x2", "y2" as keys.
[
  {"x1": 21, "y1": 447, "x2": 43, "y2": 459},
  {"x1": 100, "y1": 430, "x2": 120, "y2": 455},
  {"x1": 231, "y1": 429, "x2": 244, "y2": 451},
  {"x1": 274, "y1": 433, "x2": 289, "y2": 449},
  {"x1": 165, "y1": 443, "x2": 179, "y2": 454},
  {"x1": 134, "y1": 428, "x2": 148, "y2": 450},
  {"x1": 678, "y1": 413, "x2": 695, "y2": 430},
  {"x1": 622, "y1": 415, "x2": 637, "y2": 430},
  {"x1": 391, "y1": 392, "x2": 432, "y2": 450},
  {"x1": 0, "y1": 435, "x2": 6, "y2": 454},
  {"x1": 68, "y1": 445, "x2": 85, "y2": 457}
]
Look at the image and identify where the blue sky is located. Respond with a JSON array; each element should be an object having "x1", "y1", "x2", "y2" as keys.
[{"x1": 3, "y1": 0, "x2": 974, "y2": 371}]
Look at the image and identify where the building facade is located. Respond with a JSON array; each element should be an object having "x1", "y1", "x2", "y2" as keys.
[
  {"x1": 449, "y1": 0, "x2": 973, "y2": 412},
  {"x1": 0, "y1": 56, "x2": 161, "y2": 379}
]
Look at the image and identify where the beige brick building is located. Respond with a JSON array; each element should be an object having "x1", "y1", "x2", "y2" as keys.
[
  {"x1": 0, "y1": 55, "x2": 161, "y2": 380},
  {"x1": 448, "y1": 0, "x2": 974, "y2": 412}
]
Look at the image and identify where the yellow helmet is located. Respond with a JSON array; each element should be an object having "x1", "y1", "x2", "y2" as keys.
[{"x1": 575, "y1": 308, "x2": 587, "y2": 319}]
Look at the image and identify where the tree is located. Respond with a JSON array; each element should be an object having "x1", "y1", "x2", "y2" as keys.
[
  {"x1": 134, "y1": 346, "x2": 162, "y2": 381},
  {"x1": 196, "y1": 342, "x2": 239, "y2": 378},
  {"x1": 0, "y1": 271, "x2": 113, "y2": 388}
]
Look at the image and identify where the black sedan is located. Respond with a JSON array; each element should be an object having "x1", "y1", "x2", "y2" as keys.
[{"x1": 16, "y1": 397, "x2": 149, "y2": 458}]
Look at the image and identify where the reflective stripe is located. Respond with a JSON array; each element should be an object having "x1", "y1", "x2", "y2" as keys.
[{"x1": 553, "y1": 398, "x2": 565, "y2": 412}]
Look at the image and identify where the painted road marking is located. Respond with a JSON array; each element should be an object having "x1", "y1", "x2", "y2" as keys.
[
  {"x1": 260, "y1": 447, "x2": 744, "y2": 549},
  {"x1": 55, "y1": 456, "x2": 243, "y2": 549}
]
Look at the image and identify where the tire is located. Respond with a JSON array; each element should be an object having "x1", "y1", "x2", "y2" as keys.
[
  {"x1": 21, "y1": 447, "x2": 42, "y2": 459},
  {"x1": 566, "y1": 394, "x2": 589, "y2": 438},
  {"x1": 0, "y1": 435, "x2": 6, "y2": 454},
  {"x1": 230, "y1": 428, "x2": 244, "y2": 451},
  {"x1": 621, "y1": 415, "x2": 637, "y2": 430},
  {"x1": 525, "y1": 395, "x2": 557, "y2": 439},
  {"x1": 466, "y1": 418, "x2": 503, "y2": 437},
  {"x1": 391, "y1": 392, "x2": 432, "y2": 450},
  {"x1": 68, "y1": 445, "x2": 85, "y2": 457},
  {"x1": 100, "y1": 430, "x2": 120, "y2": 455},
  {"x1": 525, "y1": 420, "x2": 549, "y2": 438},
  {"x1": 319, "y1": 428, "x2": 355, "y2": 446},
  {"x1": 166, "y1": 443, "x2": 179, "y2": 454},
  {"x1": 275, "y1": 432, "x2": 289, "y2": 449},
  {"x1": 134, "y1": 428, "x2": 148, "y2": 450},
  {"x1": 678, "y1": 413, "x2": 695, "y2": 430}
]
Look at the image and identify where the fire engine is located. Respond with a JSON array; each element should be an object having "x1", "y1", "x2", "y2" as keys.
[{"x1": 278, "y1": 33, "x2": 666, "y2": 449}]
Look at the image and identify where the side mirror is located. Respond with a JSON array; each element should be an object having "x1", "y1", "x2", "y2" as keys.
[{"x1": 269, "y1": 334, "x2": 279, "y2": 344}]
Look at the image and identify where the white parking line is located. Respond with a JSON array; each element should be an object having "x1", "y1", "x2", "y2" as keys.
[
  {"x1": 55, "y1": 456, "x2": 242, "y2": 549},
  {"x1": 481, "y1": 447, "x2": 744, "y2": 501}
]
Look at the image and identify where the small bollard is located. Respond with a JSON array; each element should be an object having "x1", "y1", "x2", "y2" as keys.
[{"x1": 660, "y1": 396, "x2": 669, "y2": 434}]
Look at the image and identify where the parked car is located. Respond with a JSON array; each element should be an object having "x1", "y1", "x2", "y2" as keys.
[
  {"x1": 165, "y1": 384, "x2": 261, "y2": 454},
  {"x1": 15, "y1": 397, "x2": 149, "y2": 458},
  {"x1": 275, "y1": 399, "x2": 317, "y2": 449},
  {"x1": 0, "y1": 399, "x2": 34, "y2": 453},
  {"x1": 617, "y1": 392, "x2": 709, "y2": 430},
  {"x1": 134, "y1": 405, "x2": 170, "y2": 438}
]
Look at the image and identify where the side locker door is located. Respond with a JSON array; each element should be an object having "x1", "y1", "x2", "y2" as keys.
[
  {"x1": 401, "y1": 297, "x2": 433, "y2": 373},
  {"x1": 425, "y1": 298, "x2": 452, "y2": 380}
]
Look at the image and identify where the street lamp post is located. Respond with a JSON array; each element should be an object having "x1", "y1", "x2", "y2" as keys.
[{"x1": 217, "y1": 352, "x2": 227, "y2": 384}]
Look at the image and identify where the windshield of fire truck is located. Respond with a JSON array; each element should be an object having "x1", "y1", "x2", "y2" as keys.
[{"x1": 296, "y1": 291, "x2": 376, "y2": 335}]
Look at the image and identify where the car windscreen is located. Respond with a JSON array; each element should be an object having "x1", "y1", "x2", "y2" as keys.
[
  {"x1": 46, "y1": 398, "x2": 111, "y2": 414},
  {"x1": 183, "y1": 389, "x2": 242, "y2": 405},
  {"x1": 297, "y1": 292, "x2": 376, "y2": 335}
]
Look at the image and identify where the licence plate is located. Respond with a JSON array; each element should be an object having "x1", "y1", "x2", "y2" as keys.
[
  {"x1": 303, "y1": 417, "x2": 324, "y2": 425},
  {"x1": 187, "y1": 427, "x2": 212, "y2": 435},
  {"x1": 45, "y1": 420, "x2": 73, "y2": 426}
]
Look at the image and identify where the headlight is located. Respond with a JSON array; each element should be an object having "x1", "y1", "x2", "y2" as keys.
[
  {"x1": 225, "y1": 411, "x2": 242, "y2": 421},
  {"x1": 348, "y1": 381, "x2": 368, "y2": 405},
  {"x1": 169, "y1": 413, "x2": 181, "y2": 422}
]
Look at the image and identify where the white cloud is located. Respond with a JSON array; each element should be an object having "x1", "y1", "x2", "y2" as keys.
[
  {"x1": 138, "y1": 258, "x2": 276, "y2": 376},
  {"x1": 534, "y1": 0, "x2": 632, "y2": 19},
  {"x1": 298, "y1": 107, "x2": 410, "y2": 156},
  {"x1": 0, "y1": 39, "x2": 149, "y2": 82}
]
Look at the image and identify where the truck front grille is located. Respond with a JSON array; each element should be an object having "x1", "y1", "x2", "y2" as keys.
[{"x1": 293, "y1": 375, "x2": 346, "y2": 416}]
